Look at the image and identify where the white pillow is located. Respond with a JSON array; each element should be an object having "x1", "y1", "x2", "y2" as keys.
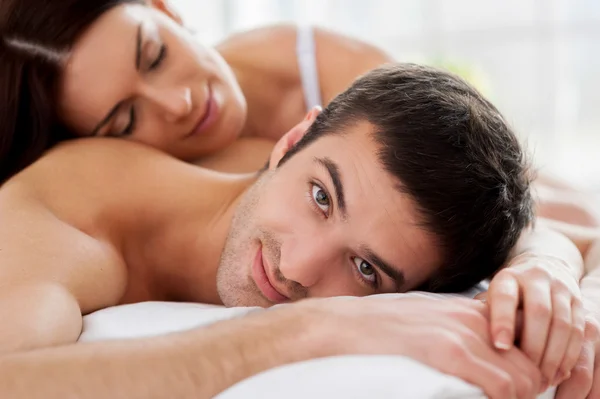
[
  {"x1": 217, "y1": 356, "x2": 483, "y2": 399},
  {"x1": 80, "y1": 289, "x2": 555, "y2": 399}
]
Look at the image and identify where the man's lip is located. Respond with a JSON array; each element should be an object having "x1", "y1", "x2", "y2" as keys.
[
  {"x1": 186, "y1": 85, "x2": 217, "y2": 138},
  {"x1": 251, "y1": 246, "x2": 288, "y2": 303}
]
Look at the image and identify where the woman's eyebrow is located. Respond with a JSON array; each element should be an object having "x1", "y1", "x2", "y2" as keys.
[{"x1": 135, "y1": 23, "x2": 142, "y2": 69}]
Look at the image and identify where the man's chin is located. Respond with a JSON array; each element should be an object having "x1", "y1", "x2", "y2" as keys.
[{"x1": 218, "y1": 286, "x2": 272, "y2": 308}]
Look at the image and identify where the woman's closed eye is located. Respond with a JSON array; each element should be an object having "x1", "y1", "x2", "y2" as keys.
[
  {"x1": 111, "y1": 105, "x2": 136, "y2": 138},
  {"x1": 110, "y1": 42, "x2": 166, "y2": 138},
  {"x1": 149, "y1": 44, "x2": 167, "y2": 70}
]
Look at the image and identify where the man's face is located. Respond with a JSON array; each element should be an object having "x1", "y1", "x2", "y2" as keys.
[{"x1": 217, "y1": 121, "x2": 443, "y2": 307}]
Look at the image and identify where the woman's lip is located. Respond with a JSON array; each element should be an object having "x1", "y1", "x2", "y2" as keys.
[
  {"x1": 187, "y1": 86, "x2": 218, "y2": 138},
  {"x1": 251, "y1": 245, "x2": 288, "y2": 304}
]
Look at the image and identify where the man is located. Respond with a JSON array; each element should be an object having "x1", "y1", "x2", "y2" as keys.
[{"x1": 0, "y1": 64, "x2": 584, "y2": 398}]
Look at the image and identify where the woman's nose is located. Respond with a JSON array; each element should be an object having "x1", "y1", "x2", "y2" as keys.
[{"x1": 144, "y1": 85, "x2": 193, "y2": 122}]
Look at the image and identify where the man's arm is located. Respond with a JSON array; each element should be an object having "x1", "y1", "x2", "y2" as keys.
[
  {"x1": 0, "y1": 191, "x2": 125, "y2": 354},
  {"x1": 0, "y1": 139, "x2": 188, "y2": 353},
  {"x1": 483, "y1": 225, "x2": 585, "y2": 387},
  {"x1": 0, "y1": 283, "x2": 82, "y2": 355},
  {"x1": 0, "y1": 296, "x2": 541, "y2": 399},
  {"x1": 0, "y1": 305, "x2": 317, "y2": 399},
  {"x1": 555, "y1": 238, "x2": 600, "y2": 398}
]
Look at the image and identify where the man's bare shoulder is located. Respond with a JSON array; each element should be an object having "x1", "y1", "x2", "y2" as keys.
[
  {"x1": 39, "y1": 138, "x2": 181, "y2": 174},
  {"x1": 5, "y1": 139, "x2": 194, "y2": 194},
  {"x1": 0, "y1": 138, "x2": 210, "y2": 236}
]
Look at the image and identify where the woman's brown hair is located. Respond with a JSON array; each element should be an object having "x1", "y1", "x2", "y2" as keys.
[{"x1": 0, "y1": 0, "x2": 142, "y2": 183}]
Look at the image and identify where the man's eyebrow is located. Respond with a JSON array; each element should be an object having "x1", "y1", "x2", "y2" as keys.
[
  {"x1": 315, "y1": 157, "x2": 347, "y2": 219},
  {"x1": 90, "y1": 24, "x2": 142, "y2": 136},
  {"x1": 362, "y1": 245, "x2": 406, "y2": 292}
]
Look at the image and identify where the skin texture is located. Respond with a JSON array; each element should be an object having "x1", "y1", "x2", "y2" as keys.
[
  {"x1": 57, "y1": 3, "x2": 393, "y2": 164},
  {"x1": 217, "y1": 121, "x2": 441, "y2": 307},
  {"x1": 0, "y1": 113, "x2": 442, "y2": 353},
  {"x1": 59, "y1": 4, "x2": 247, "y2": 159}
]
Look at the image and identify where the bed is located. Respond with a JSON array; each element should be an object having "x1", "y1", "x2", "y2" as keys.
[{"x1": 79, "y1": 288, "x2": 556, "y2": 399}]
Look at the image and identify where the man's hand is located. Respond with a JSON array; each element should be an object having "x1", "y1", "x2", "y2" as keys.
[
  {"x1": 476, "y1": 253, "x2": 585, "y2": 388},
  {"x1": 297, "y1": 295, "x2": 542, "y2": 399},
  {"x1": 555, "y1": 315, "x2": 600, "y2": 398}
]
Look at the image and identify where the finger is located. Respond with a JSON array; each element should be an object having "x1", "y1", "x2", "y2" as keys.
[
  {"x1": 460, "y1": 329, "x2": 538, "y2": 399},
  {"x1": 540, "y1": 286, "x2": 573, "y2": 385},
  {"x1": 521, "y1": 280, "x2": 553, "y2": 366},
  {"x1": 588, "y1": 353, "x2": 600, "y2": 398},
  {"x1": 488, "y1": 272, "x2": 520, "y2": 350},
  {"x1": 441, "y1": 338, "x2": 517, "y2": 399},
  {"x1": 557, "y1": 298, "x2": 585, "y2": 381},
  {"x1": 499, "y1": 346, "x2": 543, "y2": 398},
  {"x1": 554, "y1": 337, "x2": 594, "y2": 399},
  {"x1": 458, "y1": 357, "x2": 517, "y2": 399}
]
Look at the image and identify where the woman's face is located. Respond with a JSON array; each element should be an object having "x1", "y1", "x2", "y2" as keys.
[{"x1": 58, "y1": 3, "x2": 247, "y2": 160}]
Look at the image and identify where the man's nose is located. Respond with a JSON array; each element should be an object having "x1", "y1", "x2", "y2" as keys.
[
  {"x1": 143, "y1": 85, "x2": 193, "y2": 122},
  {"x1": 279, "y1": 238, "x2": 337, "y2": 289}
]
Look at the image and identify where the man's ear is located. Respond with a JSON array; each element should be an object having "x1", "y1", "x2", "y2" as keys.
[
  {"x1": 268, "y1": 106, "x2": 322, "y2": 170},
  {"x1": 148, "y1": 0, "x2": 184, "y2": 24}
]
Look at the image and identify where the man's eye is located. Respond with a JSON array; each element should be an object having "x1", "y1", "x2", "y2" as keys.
[
  {"x1": 312, "y1": 184, "x2": 330, "y2": 212},
  {"x1": 353, "y1": 257, "x2": 377, "y2": 283}
]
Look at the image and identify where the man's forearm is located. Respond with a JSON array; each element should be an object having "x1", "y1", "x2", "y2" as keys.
[
  {"x1": 580, "y1": 239, "x2": 600, "y2": 317},
  {"x1": 0, "y1": 307, "x2": 325, "y2": 399},
  {"x1": 508, "y1": 224, "x2": 584, "y2": 283}
]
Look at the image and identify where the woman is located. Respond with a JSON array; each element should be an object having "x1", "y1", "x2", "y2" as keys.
[{"x1": 0, "y1": 0, "x2": 392, "y2": 181}]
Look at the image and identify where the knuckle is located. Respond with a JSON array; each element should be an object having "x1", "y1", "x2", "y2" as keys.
[
  {"x1": 571, "y1": 296, "x2": 583, "y2": 309},
  {"x1": 553, "y1": 314, "x2": 573, "y2": 331},
  {"x1": 585, "y1": 317, "x2": 600, "y2": 339},
  {"x1": 543, "y1": 360, "x2": 561, "y2": 376},
  {"x1": 528, "y1": 300, "x2": 551, "y2": 318},
  {"x1": 538, "y1": 268, "x2": 552, "y2": 279},
  {"x1": 571, "y1": 364, "x2": 593, "y2": 388},
  {"x1": 493, "y1": 373, "x2": 515, "y2": 398},
  {"x1": 493, "y1": 290, "x2": 517, "y2": 303},
  {"x1": 523, "y1": 344, "x2": 544, "y2": 364},
  {"x1": 520, "y1": 377, "x2": 534, "y2": 398},
  {"x1": 435, "y1": 330, "x2": 468, "y2": 362},
  {"x1": 551, "y1": 279, "x2": 569, "y2": 293},
  {"x1": 494, "y1": 316, "x2": 514, "y2": 329},
  {"x1": 445, "y1": 339, "x2": 469, "y2": 361},
  {"x1": 572, "y1": 323, "x2": 586, "y2": 340},
  {"x1": 457, "y1": 308, "x2": 489, "y2": 331},
  {"x1": 496, "y1": 268, "x2": 517, "y2": 278},
  {"x1": 528, "y1": 265, "x2": 551, "y2": 279}
]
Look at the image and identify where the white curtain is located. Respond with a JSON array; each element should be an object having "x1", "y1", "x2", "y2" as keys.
[{"x1": 171, "y1": 0, "x2": 600, "y2": 189}]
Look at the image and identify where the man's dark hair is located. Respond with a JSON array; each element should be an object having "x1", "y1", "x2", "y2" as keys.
[{"x1": 280, "y1": 63, "x2": 533, "y2": 292}]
